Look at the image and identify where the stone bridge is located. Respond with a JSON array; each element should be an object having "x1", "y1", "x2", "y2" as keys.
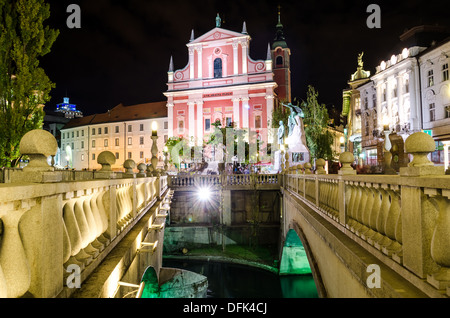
[{"x1": 0, "y1": 129, "x2": 449, "y2": 298}]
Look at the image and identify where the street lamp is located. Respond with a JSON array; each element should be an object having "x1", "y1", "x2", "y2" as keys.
[{"x1": 339, "y1": 136, "x2": 345, "y2": 153}]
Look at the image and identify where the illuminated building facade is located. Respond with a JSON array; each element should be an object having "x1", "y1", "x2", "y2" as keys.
[{"x1": 164, "y1": 13, "x2": 291, "y2": 152}]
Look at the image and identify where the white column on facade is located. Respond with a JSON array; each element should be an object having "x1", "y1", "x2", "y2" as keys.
[
  {"x1": 188, "y1": 102, "x2": 195, "y2": 145},
  {"x1": 196, "y1": 46, "x2": 203, "y2": 79},
  {"x1": 196, "y1": 101, "x2": 204, "y2": 146},
  {"x1": 232, "y1": 41, "x2": 239, "y2": 75},
  {"x1": 208, "y1": 56, "x2": 213, "y2": 78},
  {"x1": 444, "y1": 142, "x2": 449, "y2": 171},
  {"x1": 223, "y1": 54, "x2": 228, "y2": 77},
  {"x1": 232, "y1": 97, "x2": 240, "y2": 128},
  {"x1": 265, "y1": 93, "x2": 274, "y2": 127},
  {"x1": 242, "y1": 97, "x2": 250, "y2": 129},
  {"x1": 167, "y1": 102, "x2": 174, "y2": 138},
  {"x1": 189, "y1": 47, "x2": 195, "y2": 80},
  {"x1": 241, "y1": 41, "x2": 248, "y2": 75},
  {"x1": 411, "y1": 62, "x2": 422, "y2": 131}
]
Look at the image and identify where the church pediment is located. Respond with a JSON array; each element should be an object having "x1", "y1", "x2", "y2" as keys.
[{"x1": 189, "y1": 27, "x2": 248, "y2": 45}]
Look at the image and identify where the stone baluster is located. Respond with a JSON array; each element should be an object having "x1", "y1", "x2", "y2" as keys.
[
  {"x1": 401, "y1": 132, "x2": 445, "y2": 280},
  {"x1": 315, "y1": 159, "x2": 326, "y2": 175},
  {"x1": 96, "y1": 151, "x2": 116, "y2": 179},
  {"x1": 123, "y1": 159, "x2": 136, "y2": 178}
]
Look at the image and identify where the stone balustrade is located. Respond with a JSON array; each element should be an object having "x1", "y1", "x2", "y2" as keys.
[
  {"x1": 0, "y1": 130, "x2": 169, "y2": 298},
  {"x1": 168, "y1": 173, "x2": 280, "y2": 190},
  {"x1": 283, "y1": 131, "x2": 450, "y2": 296}
]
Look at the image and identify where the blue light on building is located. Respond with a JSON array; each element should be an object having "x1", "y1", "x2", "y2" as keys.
[{"x1": 55, "y1": 97, "x2": 83, "y2": 118}]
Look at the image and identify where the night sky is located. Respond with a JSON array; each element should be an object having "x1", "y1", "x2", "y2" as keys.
[{"x1": 41, "y1": 0, "x2": 449, "y2": 118}]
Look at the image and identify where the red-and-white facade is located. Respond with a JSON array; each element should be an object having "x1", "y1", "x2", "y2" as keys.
[{"x1": 164, "y1": 23, "x2": 279, "y2": 147}]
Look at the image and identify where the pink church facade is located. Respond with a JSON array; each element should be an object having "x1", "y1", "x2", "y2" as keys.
[{"x1": 164, "y1": 18, "x2": 278, "y2": 149}]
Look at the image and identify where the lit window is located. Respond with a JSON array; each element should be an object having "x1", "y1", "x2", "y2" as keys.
[
  {"x1": 104, "y1": 139, "x2": 108, "y2": 147},
  {"x1": 445, "y1": 105, "x2": 450, "y2": 119},
  {"x1": 429, "y1": 103, "x2": 436, "y2": 121},
  {"x1": 115, "y1": 138, "x2": 119, "y2": 146},
  {"x1": 81, "y1": 154, "x2": 84, "y2": 161},
  {"x1": 443, "y1": 63, "x2": 449, "y2": 82},
  {"x1": 428, "y1": 70, "x2": 434, "y2": 87},
  {"x1": 128, "y1": 137, "x2": 132, "y2": 145}
]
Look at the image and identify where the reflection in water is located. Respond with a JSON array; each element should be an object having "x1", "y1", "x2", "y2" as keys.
[{"x1": 163, "y1": 259, "x2": 318, "y2": 298}]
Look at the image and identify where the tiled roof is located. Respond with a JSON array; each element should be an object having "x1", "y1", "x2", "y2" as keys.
[{"x1": 63, "y1": 101, "x2": 167, "y2": 129}]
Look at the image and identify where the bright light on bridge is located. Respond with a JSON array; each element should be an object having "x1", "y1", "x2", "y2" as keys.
[{"x1": 196, "y1": 186, "x2": 212, "y2": 201}]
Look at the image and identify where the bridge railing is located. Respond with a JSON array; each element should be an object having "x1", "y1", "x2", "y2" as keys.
[
  {"x1": 0, "y1": 130, "x2": 169, "y2": 298},
  {"x1": 168, "y1": 173, "x2": 280, "y2": 190},
  {"x1": 282, "y1": 132, "x2": 450, "y2": 295}
]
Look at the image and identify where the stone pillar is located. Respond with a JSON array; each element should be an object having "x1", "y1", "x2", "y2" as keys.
[
  {"x1": 222, "y1": 190, "x2": 232, "y2": 226},
  {"x1": 196, "y1": 47, "x2": 203, "y2": 79},
  {"x1": 232, "y1": 41, "x2": 239, "y2": 75},
  {"x1": 232, "y1": 97, "x2": 240, "y2": 128},
  {"x1": 241, "y1": 42, "x2": 248, "y2": 74},
  {"x1": 242, "y1": 97, "x2": 249, "y2": 130},
  {"x1": 189, "y1": 47, "x2": 195, "y2": 80},
  {"x1": 196, "y1": 101, "x2": 203, "y2": 146},
  {"x1": 167, "y1": 103, "x2": 174, "y2": 138},
  {"x1": 188, "y1": 102, "x2": 195, "y2": 143}
]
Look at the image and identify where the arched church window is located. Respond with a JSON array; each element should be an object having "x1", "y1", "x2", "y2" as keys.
[
  {"x1": 276, "y1": 56, "x2": 283, "y2": 66},
  {"x1": 214, "y1": 58, "x2": 222, "y2": 78}
]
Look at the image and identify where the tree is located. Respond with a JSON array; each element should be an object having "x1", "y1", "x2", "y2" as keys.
[
  {"x1": 301, "y1": 85, "x2": 334, "y2": 162},
  {"x1": 0, "y1": 0, "x2": 59, "y2": 167}
]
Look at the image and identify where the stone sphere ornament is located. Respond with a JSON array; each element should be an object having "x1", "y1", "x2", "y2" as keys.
[
  {"x1": 97, "y1": 151, "x2": 116, "y2": 171},
  {"x1": 404, "y1": 132, "x2": 436, "y2": 167},
  {"x1": 19, "y1": 129, "x2": 58, "y2": 171}
]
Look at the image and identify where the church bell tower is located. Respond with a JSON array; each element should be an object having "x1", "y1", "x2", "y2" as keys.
[{"x1": 272, "y1": 6, "x2": 292, "y2": 104}]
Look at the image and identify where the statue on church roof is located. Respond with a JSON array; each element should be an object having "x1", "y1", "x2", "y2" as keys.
[
  {"x1": 216, "y1": 13, "x2": 221, "y2": 28},
  {"x1": 358, "y1": 52, "x2": 364, "y2": 68}
]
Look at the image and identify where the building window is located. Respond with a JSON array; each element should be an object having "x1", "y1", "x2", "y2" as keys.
[
  {"x1": 62, "y1": 133, "x2": 65, "y2": 139},
  {"x1": 382, "y1": 87, "x2": 386, "y2": 102},
  {"x1": 164, "y1": 121, "x2": 168, "y2": 129},
  {"x1": 128, "y1": 137, "x2": 132, "y2": 145},
  {"x1": 71, "y1": 142, "x2": 74, "y2": 149},
  {"x1": 392, "y1": 84, "x2": 397, "y2": 98},
  {"x1": 205, "y1": 118, "x2": 211, "y2": 132},
  {"x1": 81, "y1": 141, "x2": 84, "y2": 149},
  {"x1": 115, "y1": 138, "x2": 119, "y2": 146},
  {"x1": 92, "y1": 153, "x2": 96, "y2": 161},
  {"x1": 128, "y1": 125, "x2": 132, "y2": 133},
  {"x1": 81, "y1": 130, "x2": 84, "y2": 137},
  {"x1": 140, "y1": 151, "x2": 144, "y2": 159},
  {"x1": 92, "y1": 128, "x2": 95, "y2": 135},
  {"x1": 104, "y1": 139, "x2": 108, "y2": 147},
  {"x1": 443, "y1": 63, "x2": 449, "y2": 82},
  {"x1": 178, "y1": 119, "x2": 185, "y2": 133},
  {"x1": 355, "y1": 97, "x2": 361, "y2": 110},
  {"x1": 164, "y1": 135, "x2": 168, "y2": 143},
  {"x1": 445, "y1": 105, "x2": 450, "y2": 119},
  {"x1": 104, "y1": 127, "x2": 108, "y2": 134},
  {"x1": 276, "y1": 56, "x2": 283, "y2": 66},
  {"x1": 427, "y1": 69, "x2": 434, "y2": 87},
  {"x1": 92, "y1": 140, "x2": 96, "y2": 148},
  {"x1": 114, "y1": 126, "x2": 119, "y2": 133},
  {"x1": 226, "y1": 117, "x2": 233, "y2": 127},
  {"x1": 254, "y1": 115, "x2": 262, "y2": 129},
  {"x1": 140, "y1": 136, "x2": 144, "y2": 145},
  {"x1": 404, "y1": 78, "x2": 409, "y2": 93},
  {"x1": 214, "y1": 58, "x2": 222, "y2": 78},
  {"x1": 72, "y1": 131, "x2": 74, "y2": 138},
  {"x1": 76, "y1": 130, "x2": 79, "y2": 137},
  {"x1": 98, "y1": 128, "x2": 101, "y2": 135},
  {"x1": 115, "y1": 152, "x2": 119, "y2": 159},
  {"x1": 140, "y1": 124, "x2": 144, "y2": 131},
  {"x1": 429, "y1": 103, "x2": 436, "y2": 121},
  {"x1": 81, "y1": 154, "x2": 84, "y2": 161},
  {"x1": 128, "y1": 152, "x2": 132, "y2": 159}
]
